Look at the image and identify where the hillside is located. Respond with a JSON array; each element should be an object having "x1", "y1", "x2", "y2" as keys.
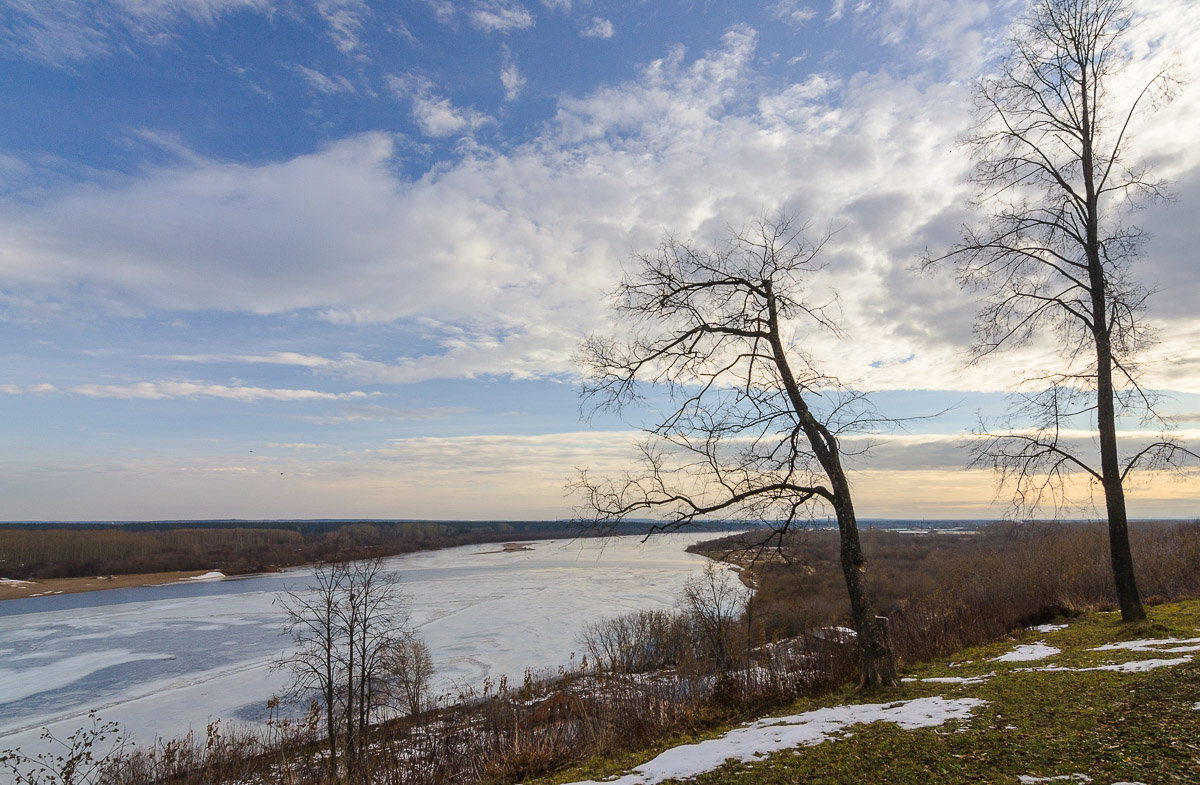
[{"x1": 539, "y1": 599, "x2": 1200, "y2": 785}]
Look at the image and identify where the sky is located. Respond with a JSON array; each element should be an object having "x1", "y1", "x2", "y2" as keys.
[{"x1": 1, "y1": 0, "x2": 1198, "y2": 522}]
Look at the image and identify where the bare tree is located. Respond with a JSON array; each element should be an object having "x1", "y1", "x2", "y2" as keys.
[
  {"x1": 386, "y1": 633, "x2": 435, "y2": 720},
  {"x1": 925, "y1": 0, "x2": 1194, "y2": 622},
  {"x1": 573, "y1": 216, "x2": 898, "y2": 688},
  {"x1": 276, "y1": 558, "x2": 425, "y2": 777},
  {"x1": 680, "y1": 561, "x2": 751, "y2": 670}
]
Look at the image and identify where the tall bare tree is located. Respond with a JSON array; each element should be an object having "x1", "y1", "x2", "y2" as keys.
[
  {"x1": 927, "y1": 0, "x2": 1192, "y2": 621},
  {"x1": 574, "y1": 217, "x2": 898, "y2": 688}
]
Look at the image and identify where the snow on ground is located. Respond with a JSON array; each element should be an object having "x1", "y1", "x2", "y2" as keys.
[
  {"x1": 559, "y1": 697, "x2": 986, "y2": 785},
  {"x1": 1027, "y1": 657, "x2": 1195, "y2": 674},
  {"x1": 1030, "y1": 623, "x2": 1069, "y2": 633},
  {"x1": 184, "y1": 571, "x2": 226, "y2": 581},
  {"x1": 1018, "y1": 775, "x2": 1092, "y2": 783},
  {"x1": 993, "y1": 642, "x2": 1061, "y2": 662},
  {"x1": 0, "y1": 579, "x2": 31, "y2": 586},
  {"x1": 1091, "y1": 637, "x2": 1200, "y2": 654},
  {"x1": 902, "y1": 672, "x2": 995, "y2": 685}
]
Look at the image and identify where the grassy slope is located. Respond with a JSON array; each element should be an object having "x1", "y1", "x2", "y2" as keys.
[{"x1": 539, "y1": 599, "x2": 1200, "y2": 785}]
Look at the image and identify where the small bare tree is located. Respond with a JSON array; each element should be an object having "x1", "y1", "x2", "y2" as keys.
[
  {"x1": 386, "y1": 633, "x2": 434, "y2": 720},
  {"x1": 573, "y1": 216, "x2": 897, "y2": 688},
  {"x1": 680, "y1": 562, "x2": 751, "y2": 670},
  {"x1": 925, "y1": 0, "x2": 1194, "y2": 621},
  {"x1": 276, "y1": 558, "x2": 425, "y2": 777}
]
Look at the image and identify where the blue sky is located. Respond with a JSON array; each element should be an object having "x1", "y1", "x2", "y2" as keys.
[{"x1": 1, "y1": 0, "x2": 1198, "y2": 521}]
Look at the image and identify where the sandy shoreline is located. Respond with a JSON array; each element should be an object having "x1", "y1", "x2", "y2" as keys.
[{"x1": 0, "y1": 570, "x2": 224, "y2": 602}]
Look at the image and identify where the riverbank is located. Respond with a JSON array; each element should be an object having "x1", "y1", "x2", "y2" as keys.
[
  {"x1": 0, "y1": 570, "x2": 226, "y2": 601},
  {"x1": 537, "y1": 598, "x2": 1200, "y2": 785},
  {"x1": 0, "y1": 538, "x2": 545, "y2": 602},
  {"x1": 0, "y1": 519, "x2": 617, "y2": 586}
]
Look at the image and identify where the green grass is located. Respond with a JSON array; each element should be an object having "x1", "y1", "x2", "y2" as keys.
[{"x1": 536, "y1": 600, "x2": 1200, "y2": 785}]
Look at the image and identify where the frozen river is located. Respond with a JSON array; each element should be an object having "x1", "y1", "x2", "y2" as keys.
[{"x1": 0, "y1": 533, "x2": 724, "y2": 757}]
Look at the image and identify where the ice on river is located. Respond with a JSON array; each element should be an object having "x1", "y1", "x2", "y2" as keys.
[{"x1": 0, "y1": 533, "x2": 725, "y2": 758}]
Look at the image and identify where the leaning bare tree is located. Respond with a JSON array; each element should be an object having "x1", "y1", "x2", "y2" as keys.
[
  {"x1": 574, "y1": 216, "x2": 897, "y2": 687},
  {"x1": 926, "y1": 0, "x2": 1193, "y2": 622}
]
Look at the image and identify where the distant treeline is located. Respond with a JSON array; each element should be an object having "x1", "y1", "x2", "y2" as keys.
[
  {"x1": 0, "y1": 520, "x2": 570, "y2": 580},
  {"x1": 0, "y1": 518, "x2": 743, "y2": 580}
]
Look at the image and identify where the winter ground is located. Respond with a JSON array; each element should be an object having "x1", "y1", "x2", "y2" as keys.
[{"x1": 554, "y1": 611, "x2": 1200, "y2": 785}]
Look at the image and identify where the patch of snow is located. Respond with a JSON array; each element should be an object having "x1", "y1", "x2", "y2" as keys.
[
  {"x1": 903, "y1": 672, "x2": 995, "y2": 685},
  {"x1": 1017, "y1": 775, "x2": 1091, "y2": 784},
  {"x1": 185, "y1": 571, "x2": 226, "y2": 581},
  {"x1": 1110, "y1": 781, "x2": 1150, "y2": 785},
  {"x1": 1092, "y1": 657, "x2": 1194, "y2": 673},
  {"x1": 813, "y1": 625, "x2": 857, "y2": 641},
  {"x1": 559, "y1": 696, "x2": 987, "y2": 785},
  {"x1": 1193, "y1": 701, "x2": 1200, "y2": 711},
  {"x1": 993, "y1": 642, "x2": 1060, "y2": 662},
  {"x1": 1025, "y1": 656, "x2": 1193, "y2": 674},
  {"x1": 1091, "y1": 637, "x2": 1200, "y2": 654},
  {"x1": 1030, "y1": 623, "x2": 1068, "y2": 633},
  {"x1": 0, "y1": 578, "x2": 32, "y2": 586}
]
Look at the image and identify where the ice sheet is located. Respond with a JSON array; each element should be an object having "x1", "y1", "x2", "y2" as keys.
[{"x1": 0, "y1": 533, "x2": 725, "y2": 760}]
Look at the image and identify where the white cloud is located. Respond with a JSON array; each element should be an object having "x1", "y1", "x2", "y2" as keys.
[
  {"x1": 165, "y1": 351, "x2": 336, "y2": 367},
  {"x1": 302, "y1": 404, "x2": 476, "y2": 423},
  {"x1": 0, "y1": 0, "x2": 272, "y2": 66},
  {"x1": 417, "y1": 0, "x2": 457, "y2": 24},
  {"x1": 0, "y1": 0, "x2": 378, "y2": 65},
  {"x1": 65, "y1": 381, "x2": 374, "y2": 402},
  {"x1": 770, "y1": 1, "x2": 817, "y2": 27},
  {"x1": 469, "y1": 0, "x2": 534, "y2": 33},
  {"x1": 2, "y1": 9, "x2": 1197, "y2": 394},
  {"x1": 580, "y1": 16, "x2": 613, "y2": 39},
  {"x1": 412, "y1": 93, "x2": 491, "y2": 135},
  {"x1": 288, "y1": 63, "x2": 356, "y2": 94},
  {"x1": 312, "y1": 0, "x2": 371, "y2": 55},
  {"x1": 500, "y1": 50, "x2": 526, "y2": 101},
  {"x1": 413, "y1": 0, "x2": 456, "y2": 25},
  {"x1": 388, "y1": 73, "x2": 494, "y2": 135},
  {"x1": 856, "y1": 0, "x2": 998, "y2": 68}
]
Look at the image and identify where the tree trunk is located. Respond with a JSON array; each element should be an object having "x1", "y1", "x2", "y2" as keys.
[
  {"x1": 1082, "y1": 93, "x2": 1146, "y2": 622},
  {"x1": 765, "y1": 281, "x2": 898, "y2": 687},
  {"x1": 832, "y1": 484, "x2": 898, "y2": 688},
  {"x1": 1093, "y1": 328, "x2": 1146, "y2": 621}
]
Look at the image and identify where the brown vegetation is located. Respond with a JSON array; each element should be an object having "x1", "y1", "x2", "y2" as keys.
[
  {"x1": 0, "y1": 521, "x2": 576, "y2": 582},
  {"x1": 698, "y1": 520, "x2": 1200, "y2": 665}
]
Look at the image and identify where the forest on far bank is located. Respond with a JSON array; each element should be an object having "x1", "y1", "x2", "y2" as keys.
[{"x1": 0, "y1": 519, "x2": 599, "y2": 579}]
